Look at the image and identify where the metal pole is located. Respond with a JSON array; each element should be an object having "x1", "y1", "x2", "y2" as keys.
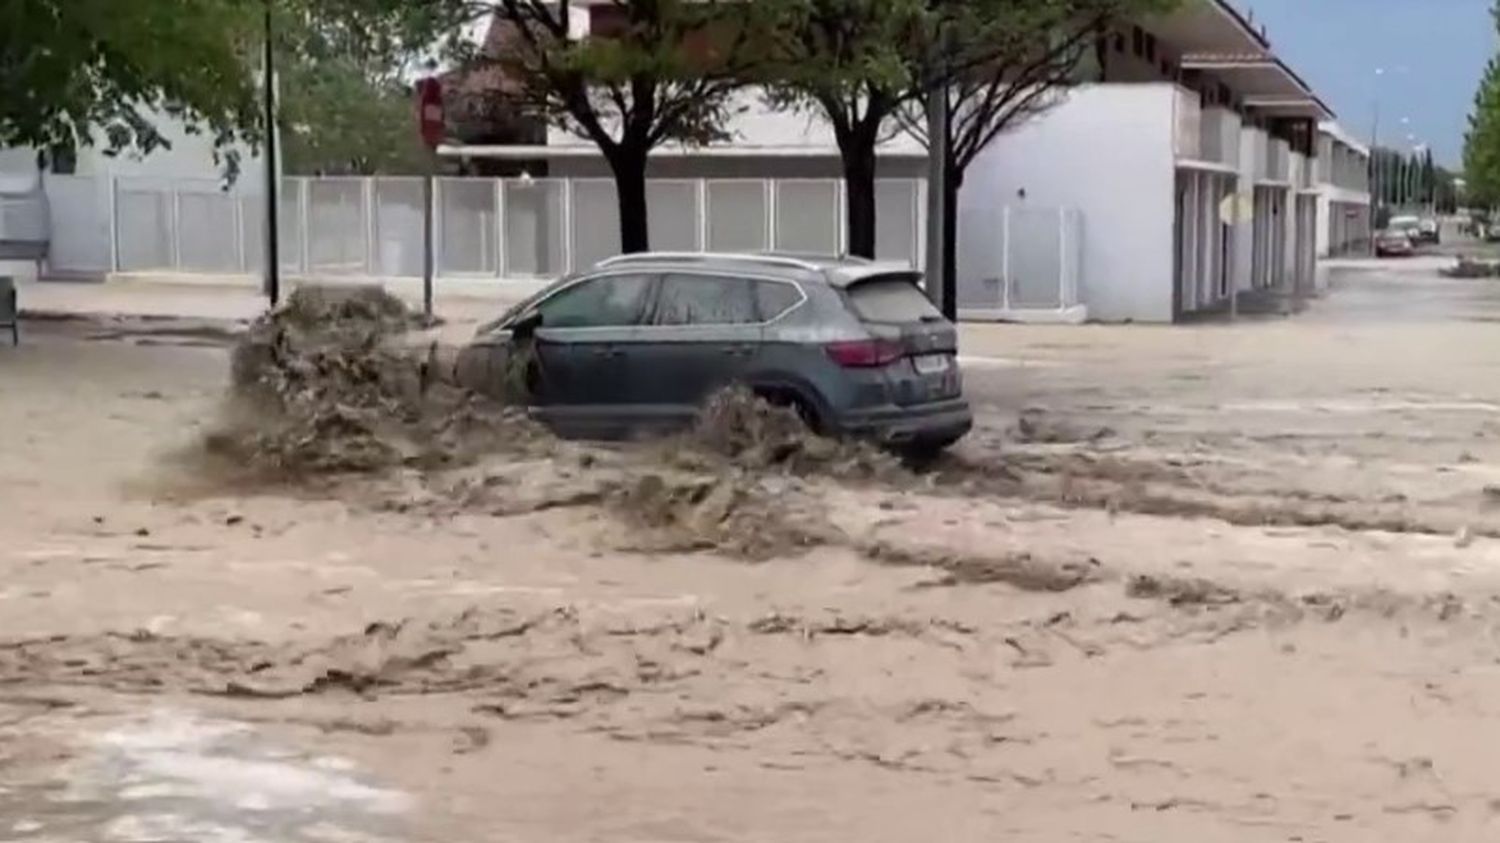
[
  {"x1": 923, "y1": 25, "x2": 951, "y2": 318},
  {"x1": 1369, "y1": 101, "x2": 1379, "y2": 240},
  {"x1": 422, "y1": 157, "x2": 435, "y2": 322},
  {"x1": 262, "y1": 0, "x2": 281, "y2": 306}
]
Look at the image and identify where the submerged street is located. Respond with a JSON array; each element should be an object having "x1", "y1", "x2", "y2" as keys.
[{"x1": 7, "y1": 257, "x2": 1500, "y2": 841}]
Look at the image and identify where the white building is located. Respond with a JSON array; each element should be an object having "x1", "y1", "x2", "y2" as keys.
[
  {"x1": 955, "y1": 5, "x2": 1335, "y2": 323},
  {"x1": 1314, "y1": 121, "x2": 1372, "y2": 259},
  {"x1": 448, "y1": 0, "x2": 1342, "y2": 324},
  {"x1": 0, "y1": 114, "x2": 263, "y2": 280}
]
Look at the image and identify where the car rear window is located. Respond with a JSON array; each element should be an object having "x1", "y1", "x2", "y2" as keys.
[
  {"x1": 845, "y1": 274, "x2": 942, "y2": 323},
  {"x1": 753, "y1": 280, "x2": 802, "y2": 321}
]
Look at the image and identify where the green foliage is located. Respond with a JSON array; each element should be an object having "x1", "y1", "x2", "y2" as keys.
[
  {"x1": 486, "y1": 0, "x2": 782, "y2": 151},
  {"x1": 0, "y1": 0, "x2": 260, "y2": 175},
  {"x1": 476, "y1": 0, "x2": 787, "y2": 250},
  {"x1": 274, "y1": 0, "x2": 465, "y2": 174},
  {"x1": 1464, "y1": 2, "x2": 1500, "y2": 208},
  {"x1": 278, "y1": 61, "x2": 432, "y2": 175}
]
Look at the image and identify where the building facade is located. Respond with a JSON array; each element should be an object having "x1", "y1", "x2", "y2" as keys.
[
  {"x1": 955, "y1": 4, "x2": 1334, "y2": 323},
  {"x1": 447, "y1": 0, "x2": 1343, "y2": 324},
  {"x1": 1314, "y1": 122, "x2": 1373, "y2": 259}
]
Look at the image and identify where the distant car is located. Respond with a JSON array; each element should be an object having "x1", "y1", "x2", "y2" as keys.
[
  {"x1": 1414, "y1": 218, "x2": 1441, "y2": 245},
  {"x1": 1375, "y1": 229, "x2": 1415, "y2": 257},
  {"x1": 1388, "y1": 215, "x2": 1420, "y2": 239},
  {"x1": 456, "y1": 252, "x2": 973, "y2": 455}
]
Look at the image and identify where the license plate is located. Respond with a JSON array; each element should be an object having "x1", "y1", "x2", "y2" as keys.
[{"x1": 913, "y1": 353, "x2": 951, "y2": 374}]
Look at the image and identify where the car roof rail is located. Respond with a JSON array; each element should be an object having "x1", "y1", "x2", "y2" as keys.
[
  {"x1": 756, "y1": 250, "x2": 873, "y2": 265},
  {"x1": 593, "y1": 251, "x2": 823, "y2": 272}
]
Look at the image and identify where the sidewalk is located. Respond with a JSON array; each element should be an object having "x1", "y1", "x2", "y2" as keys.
[{"x1": 18, "y1": 275, "x2": 536, "y2": 330}]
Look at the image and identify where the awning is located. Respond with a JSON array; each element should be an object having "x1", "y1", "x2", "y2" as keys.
[
  {"x1": 1178, "y1": 55, "x2": 1335, "y2": 120},
  {"x1": 1144, "y1": 0, "x2": 1268, "y2": 56}
]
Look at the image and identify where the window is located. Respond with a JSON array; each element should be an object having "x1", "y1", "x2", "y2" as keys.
[
  {"x1": 846, "y1": 275, "x2": 943, "y2": 324},
  {"x1": 1131, "y1": 26, "x2": 1144, "y2": 56},
  {"x1": 1144, "y1": 33, "x2": 1157, "y2": 63},
  {"x1": 754, "y1": 280, "x2": 803, "y2": 321},
  {"x1": 653, "y1": 273, "x2": 758, "y2": 325},
  {"x1": 1113, "y1": 32, "x2": 1125, "y2": 52},
  {"x1": 535, "y1": 273, "x2": 653, "y2": 329}
]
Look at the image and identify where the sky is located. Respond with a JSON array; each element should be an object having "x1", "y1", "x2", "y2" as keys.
[{"x1": 1236, "y1": 0, "x2": 1496, "y2": 166}]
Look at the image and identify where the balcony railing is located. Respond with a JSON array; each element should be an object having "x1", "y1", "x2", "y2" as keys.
[
  {"x1": 1263, "y1": 138, "x2": 1290, "y2": 183},
  {"x1": 1197, "y1": 106, "x2": 1239, "y2": 166},
  {"x1": 1173, "y1": 86, "x2": 1202, "y2": 160}
]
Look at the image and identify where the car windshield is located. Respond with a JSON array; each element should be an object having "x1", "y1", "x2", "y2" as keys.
[
  {"x1": 845, "y1": 274, "x2": 943, "y2": 323},
  {"x1": 476, "y1": 276, "x2": 580, "y2": 334}
]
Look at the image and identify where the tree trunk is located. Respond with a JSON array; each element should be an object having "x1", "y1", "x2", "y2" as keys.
[
  {"x1": 839, "y1": 133, "x2": 879, "y2": 259},
  {"x1": 941, "y1": 169, "x2": 961, "y2": 321},
  {"x1": 609, "y1": 147, "x2": 650, "y2": 254}
]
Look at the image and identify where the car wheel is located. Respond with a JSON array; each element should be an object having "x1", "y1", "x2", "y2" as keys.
[{"x1": 754, "y1": 386, "x2": 825, "y2": 435}]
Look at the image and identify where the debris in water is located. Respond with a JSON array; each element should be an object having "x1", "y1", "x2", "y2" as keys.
[
  {"x1": 675, "y1": 386, "x2": 904, "y2": 481},
  {"x1": 610, "y1": 471, "x2": 844, "y2": 561},
  {"x1": 195, "y1": 285, "x2": 545, "y2": 481}
]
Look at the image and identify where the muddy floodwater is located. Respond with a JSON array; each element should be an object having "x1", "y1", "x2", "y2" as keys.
[{"x1": 8, "y1": 259, "x2": 1500, "y2": 841}]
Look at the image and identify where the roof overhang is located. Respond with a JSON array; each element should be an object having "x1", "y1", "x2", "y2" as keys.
[
  {"x1": 1145, "y1": 0, "x2": 1269, "y2": 56},
  {"x1": 1318, "y1": 121, "x2": 1370, "y2": 156},
  {"x1": 1179, "y1": 55, "x2": 1335, "y2": 120}
]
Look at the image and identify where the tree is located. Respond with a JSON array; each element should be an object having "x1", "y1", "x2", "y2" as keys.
[
  {"x1": 1421, "y1": 147, "x2": 1436, "y2": 207},
  {"x1": 273, "y1": 0, "x2": 465, "y2": 174},
  {"x1": 769, "y1": 0, "x2": 1170, "y2": 263},
  {"x1": 1, "y1": 0, "x2": 260, "y2": 176},
  {"x1": 897, "y1": 0, "x2": 1173, "y2": 311},
  {"x1": 764, "y1": 0, "x2": 924, "y2": 258},
  {"x1": 468, "y1": 0, "x2": 778, "y2": 252},
  {"x1": 1464, "y1": 3, "x2": 1500, "y2": 209}
]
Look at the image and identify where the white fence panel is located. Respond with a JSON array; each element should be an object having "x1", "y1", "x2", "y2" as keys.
[
  {"x1": 706, "y1": 180, "x2": 769, "y2": 253},
  {"x1": 43, "y1": 175, "x2": 109, "y2": 274},
  {"x1": 956, "y1": 205, "x2": 1083, "y2": 315},
  {"x1": 874, "y1": 180, "x2": 919, "y2": 266},
  {"x1": 66, "y1": 173, "x2": 932, "y2": 282},
  {"x1": 115, "y1": 177, "x2": 176, "y2": 272},
  {"x1": 570, "y1": 179, "x2": 619, "y2": 270},
  {"x1": 375, "y1": 178, "x2": 425, "y2": 278},
  {"x1": 306, "y1": 178, "x2": 367, "y2": 274},
  {"x1": 647, "y1": 180, "x2": 700, "y2": 252},
  {"x1": 503, "y1": 178, "x2": 566, "y2": 278},
  {"x1": 774, "y1": 180, "x2": 839, "y2": 255},
  {"x1": 177, "y1": 180, "x2": 240, "y2": 273},
  {"x1": 438, "y1": 178, "x2": 497, "y2": 276}
]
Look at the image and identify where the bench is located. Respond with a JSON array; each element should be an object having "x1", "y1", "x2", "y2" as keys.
[{"x1": 0, "y1": 276, "x2": 16, "y2": 345}]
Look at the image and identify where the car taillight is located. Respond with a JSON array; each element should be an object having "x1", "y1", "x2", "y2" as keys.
[{"x1": 825, "y1": 338, "x2": 904, "y2": 368}]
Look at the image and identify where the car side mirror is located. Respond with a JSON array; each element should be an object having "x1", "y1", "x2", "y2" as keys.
[{"x1": 510, "y1": 310, "x2": 542, "y2": 338}]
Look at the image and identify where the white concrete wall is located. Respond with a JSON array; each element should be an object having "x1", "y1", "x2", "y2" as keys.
[
  {"x1": 1315, "y1": 192, "x2": 1331, "y2": 258},
  {"x1": 545, "y1": 89, "x2": 925, "y2": 157},
  {"x1": 72, "y1": 116, "x2": 263, "y2": 187},
  {"x1": 958, "y1": 84, "x2": 1178, "y2": 323},
  {"x1": 1231, "y1": 126, "x2": 1264, "y2": 293}
]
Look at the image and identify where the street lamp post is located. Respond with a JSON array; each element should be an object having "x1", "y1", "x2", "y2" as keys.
[{"x1": 262, "y1": 0, "x2": 280, "y2": 307}]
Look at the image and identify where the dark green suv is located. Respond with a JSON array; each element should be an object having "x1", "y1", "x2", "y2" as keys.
[{"x1": 458, "y1": 252, "x2": 971, "y2": 454}]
